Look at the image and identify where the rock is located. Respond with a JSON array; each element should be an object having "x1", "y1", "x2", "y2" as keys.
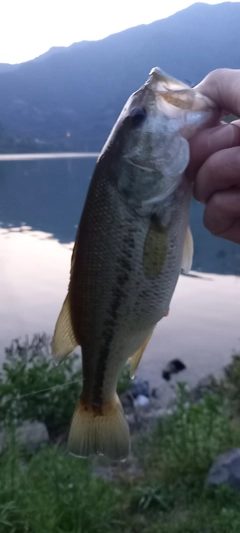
[
  {"x1": 162, "y1": 359, "x2": 186, "y2": 381},
  {"x1": 0, "y1": 420, "x2": 49, "y2": 454},
  {"x1": 125, "y1": 413, "x2": 136, "y2": 427},
  {"x1": 206, "y1": 449, "x2": 240, "y2": 491},
  {"x1": 17, "y1": 421, "x2": 49, "y2": 452},
  {"x1": 151, "y1": 387, "x2": 161, "y2": 399},
  {"x1": 130, "y1": 377, "x2": 150, "y2": 398},
  {"x1": 120, "y1": 391, "x2": 134, "y2": 410},
  {"x1": 133, "y1": 395, "x2": 149, "y2": 408},
  {"x1": 189, "y1": 375, "x2": 217, "y2": 403},
  {"x1": 125, "y1": 400, "x2": 174, "y2": 431}
]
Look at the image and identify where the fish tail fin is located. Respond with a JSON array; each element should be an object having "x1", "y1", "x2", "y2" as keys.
[{"x1": 68, "y1": 395, "x2": 130, "y2": 461}]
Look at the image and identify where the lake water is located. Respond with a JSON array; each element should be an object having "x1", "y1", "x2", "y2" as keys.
[{"x1": 0, "y1": 155, "x2": 240, "y2": 396}]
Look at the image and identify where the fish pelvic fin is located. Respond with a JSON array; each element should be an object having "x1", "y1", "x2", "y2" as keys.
[
  {"x1": 130, "y1": 331, "x2": 153, "y2": 379},
  {"x1": 181, "y1": 226, "x2": 194, "y2": 274},
  {"x1": 68, "y1": 395, "x2": 130, "y2": 461},
  {"x1": 51, "y1": 293, "x2": 78, "y2": 364}
]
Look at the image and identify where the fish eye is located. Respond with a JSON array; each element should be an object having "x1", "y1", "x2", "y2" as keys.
[{"x1": 129, "y1": 106, "x2": 147, "y2": 127}]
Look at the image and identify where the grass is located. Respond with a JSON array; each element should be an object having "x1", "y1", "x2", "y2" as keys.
[
  {"x1": 1, "y1": 384, "x2": 240, "y2": 532},
  {"x1": 0, "y1": 445, "x2": 123, "y2": 533},
  {"x1": 1, "y1": 339, "x2": 240, "y2": 532}
]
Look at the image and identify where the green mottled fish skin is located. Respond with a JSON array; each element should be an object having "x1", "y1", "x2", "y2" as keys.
[
  {"x1": 52, "y1": 67, "x2": 218, "y2": 458},
  {"x1": 67, "y1": 65, "x2": 218, "y2": 410},
  {"x1": 70, "y1": 155, "x2": 191, "y2": 407}
]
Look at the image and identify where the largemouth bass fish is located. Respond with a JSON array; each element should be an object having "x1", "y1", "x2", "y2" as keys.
[{"x1": 52, "y1": 67, "x2": 217, "y2": 461}]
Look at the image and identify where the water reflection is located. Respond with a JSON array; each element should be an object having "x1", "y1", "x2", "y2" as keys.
[
  {"x1": 0, "y1": 226, "x2": 73, "y2": 357},
  {"x1": 138, "y1": 271, "x2": 240, "y2": 395},
  {"x1": 0, "y1": 156, "x2": 240, "y2": 391},
  {"x1": 0, "y1": 226, "x2": 240, "y2": 393},
  {"x1": 0, "y1": 157, "x2": 96, "y2": 244},
  {"x1": 0, "y1": 156, "x2": 239, "y2": 274}
]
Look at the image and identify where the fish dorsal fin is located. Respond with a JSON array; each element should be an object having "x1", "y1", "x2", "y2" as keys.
[
  {"x1": 181, "y1": 226, "x2": 194, "y2": 274},
  {"x1": 143, "y1": 219, "x2": 168, "y2": 278},
  {"x1": 51, "y1": 293, "x2": 78, "y2": 364},
  {"x1": 130, "y1": 331, "x2": 153, "y2": 379}
]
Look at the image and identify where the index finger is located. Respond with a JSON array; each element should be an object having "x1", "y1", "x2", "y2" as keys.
[
  {"x1": 195, "y1": 68, "x2": 240, "y2": 118},
  {"x1": 188, "y1": 120, "x2": 240, "y2": 175}
]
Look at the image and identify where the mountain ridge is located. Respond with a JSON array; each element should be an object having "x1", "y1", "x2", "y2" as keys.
[{"x1": 0, "y1": 2, "x2": 239, "y2": 151}]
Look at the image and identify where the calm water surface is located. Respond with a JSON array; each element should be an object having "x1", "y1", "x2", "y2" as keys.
[{"x1": 0, "y1": 155, "x2": 240, "y2": 391}]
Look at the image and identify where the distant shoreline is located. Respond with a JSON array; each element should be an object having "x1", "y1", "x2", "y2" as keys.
[{"x1": 0, "y1": 153, "x2": 99, "y2": 161}]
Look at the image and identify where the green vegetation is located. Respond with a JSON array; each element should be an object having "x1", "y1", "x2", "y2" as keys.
[
  {"x1": 0, "y1": 446, "x2": 121, "y2": 533},
  {"x1": 1, "y1": 386, "x2": 240, "y2": 533},
  {"x1": 0, "y1": 335, "x2": 82, "y2": 435},
  {"x1": 138, "y1": 385, "x2": 238, "y2": 482},
  {"x1": 1, "y1": 338, "x2": 240, "y2": 532},
  {"x1": 216, "y1": 354, "x2": 240, "y2": 416},
  {"x1": 0, "y1": 335, "x2": 130, "y2": 435}
]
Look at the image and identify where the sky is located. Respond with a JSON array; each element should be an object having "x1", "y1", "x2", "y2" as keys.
[{"x1": 0, "y1": 0, "x2": 239, "y2": 64}]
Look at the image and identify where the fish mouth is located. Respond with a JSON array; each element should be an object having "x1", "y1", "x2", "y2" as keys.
[
  {"x1": 146, "y1": 66, "x2": 219, "y2": 113},
  {"x1": 147, "y1": 67, "x2": 191, "y2": 92}
]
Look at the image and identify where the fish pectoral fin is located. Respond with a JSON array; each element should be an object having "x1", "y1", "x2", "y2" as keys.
[
  {"x1": 68, "y1": 395, "x2": 130, "y2": 461},
  {"x1": 130, "y1": 331, "x2": 153, "y2": 379},
  {"x1": 51, "y1": 293, "x2": 78, "y2": 364},
  {"x1": 181, "y1": 226, "x2": 194, "y2": 274},
  {"x1": 143, "y1": 219, "x2": 168, "y2": 278}
]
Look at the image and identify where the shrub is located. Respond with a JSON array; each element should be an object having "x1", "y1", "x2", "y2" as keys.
[
  {"x1": 0, "y1": 334, "x2": 131, "y2": 435},
  {"x1": 0, "y1": 334, "x2": 82, "y2": 433}
]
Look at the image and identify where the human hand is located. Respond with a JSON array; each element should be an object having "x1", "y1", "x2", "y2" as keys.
[{"x1": 188, "y1": 69, "x2": 240, "y2": 244}]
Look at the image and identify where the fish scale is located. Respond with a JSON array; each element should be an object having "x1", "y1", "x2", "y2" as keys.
[{"x1": 52, "y1": 66, "x2": 218, "y2": 460}]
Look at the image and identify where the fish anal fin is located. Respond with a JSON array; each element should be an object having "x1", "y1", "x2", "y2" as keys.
[
  {"x1": 51, "y1": 293, "x2": 78, "y2": 364},
  {"x1": 181, "y1": 226, "x2": 194, "y2": 274},
  {"x1": 68, "y1": 395, "x2": 130, "y2": 461},
  {"x1": 143, "y1": 220, "x2": 168, "y2": 278},
  {"x1": 130, "y1": 331, "x2": 153, "y2": 379}
]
